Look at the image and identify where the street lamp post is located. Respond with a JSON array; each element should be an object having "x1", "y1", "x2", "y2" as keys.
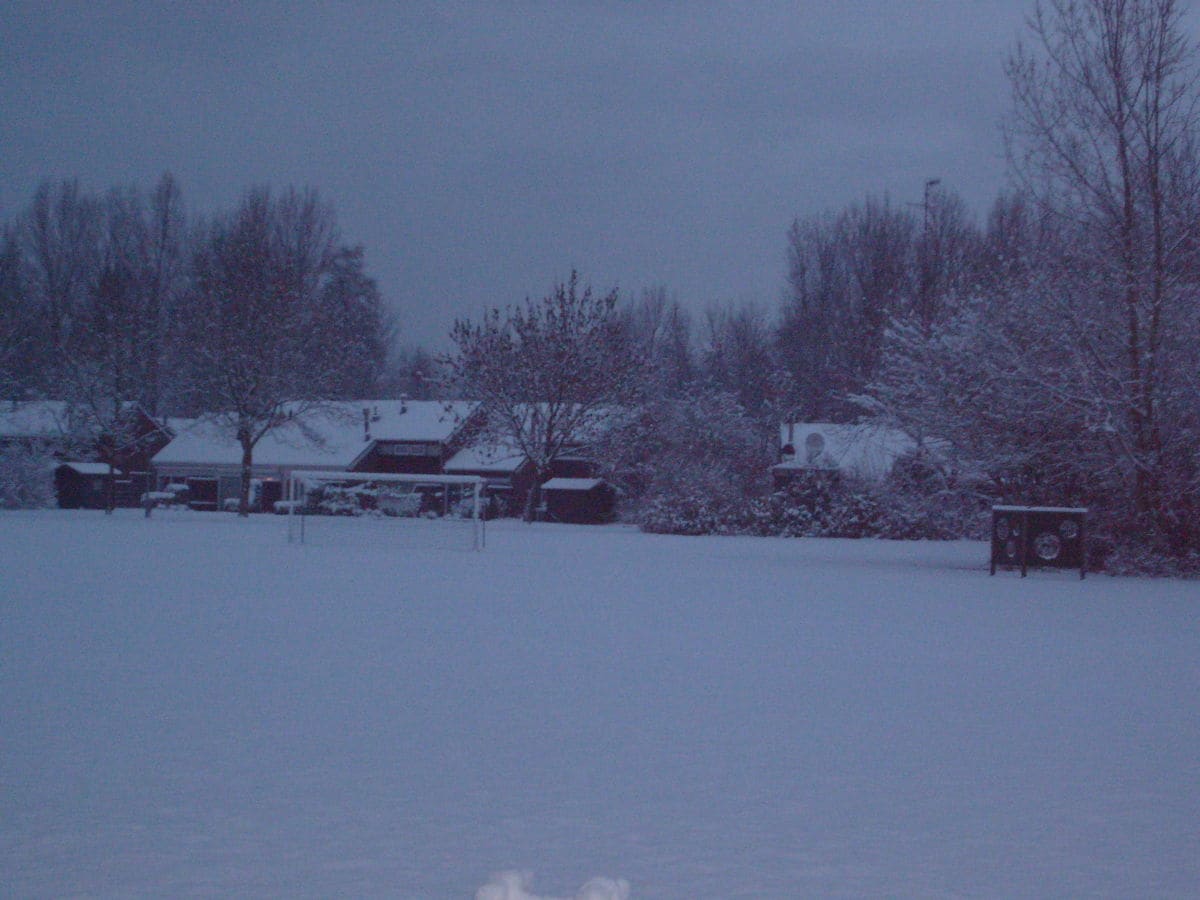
[{"x1": 923, "y1": 177, "x2": 941, "y2": 235}]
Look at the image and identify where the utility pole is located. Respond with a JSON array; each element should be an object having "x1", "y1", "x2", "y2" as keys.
[
  {"x1": 919, "y1": 178, "x2": 941, "y2": 333},
  {"x1": 923, "y1": 178, "x2": 940, "y2": 236}
]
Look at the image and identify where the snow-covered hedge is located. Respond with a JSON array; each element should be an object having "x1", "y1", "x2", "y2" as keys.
[
  {"x1": 640, "y1": 468, "x2": 989, "y2": 541},
  {"x1": 0, "y1": 445, "x2": 56, "y2": 509}
]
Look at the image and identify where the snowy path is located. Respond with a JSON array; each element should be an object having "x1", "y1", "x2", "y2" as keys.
[{"x1": 2, "y1": 510, "x2": 1197, "y2": 897}]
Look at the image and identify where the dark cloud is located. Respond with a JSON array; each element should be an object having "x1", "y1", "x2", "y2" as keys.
[{"x1": 3, "y1": 2, "x2": 1054, "y2": 346}]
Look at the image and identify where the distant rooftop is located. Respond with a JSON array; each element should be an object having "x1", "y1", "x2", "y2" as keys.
[{"x1": 153, "y1": 400, "x2": 477, "y2": 468}]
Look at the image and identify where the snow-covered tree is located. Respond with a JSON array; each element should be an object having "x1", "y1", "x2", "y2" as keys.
[
  {"x1": 701, "y1": 302, "x2": 790, "y2": 445},
  {"x1": 614, "y1": 286, "x2": 696, "y2": 393},
  {"x1": 177, "y1": 186, "x2": 386, "y2": 516},
  {"x1": 0, "y1": 444, "x2": 56, "y2": 509},
  {"x1": 0, "y1": 229, "x2": 38, "y2": 400},
  {"x1": 7, "y1": 177, "x2": 188, "y2": 510},
  {"x1": 1003, "y1": 0, "x2": 1200, "y2": 550},
  {"x1": 446, "y1": 270, "x2": 647, "y2": 520},
  {"x1": 597, "y1": 383, "x2": 771, "y2": 520},
  {"x1": 778, "y1": 189, "x2": 984, "y2": 422}
]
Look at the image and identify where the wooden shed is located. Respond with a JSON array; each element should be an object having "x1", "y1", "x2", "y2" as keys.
[
  {"x1": 55, "y1": 462, "x2": 153, "y2": 509},
  {"x1": 540, "y1": 477, "x2": 616, "y2": 524},
  {"x1": 55, "y1": 462, "x2": 110, "y2": 508}
]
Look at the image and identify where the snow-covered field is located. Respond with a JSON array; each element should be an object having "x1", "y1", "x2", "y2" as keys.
[{"x1": 2, "y1": 510, "x2": 1197, "y2": 898}]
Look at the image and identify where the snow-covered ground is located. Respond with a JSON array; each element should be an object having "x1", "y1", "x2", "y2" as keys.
[{"x1": 2, "y1": 510, "x2": 1197, "y2": 898}]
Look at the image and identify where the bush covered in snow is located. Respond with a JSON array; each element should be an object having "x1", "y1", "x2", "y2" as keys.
[
  {"x1": 0, "y1": 445, "x2": 56, "y2": 509},
  {"x1": 599, "y1": 385, "x2": 775, "y2": 525},
  {"x1": 641, "y1": 467, "x2": 989, "y2": 541},
  {"x1": 639, "y1": 489, "x2": 748, "y2": 536}
]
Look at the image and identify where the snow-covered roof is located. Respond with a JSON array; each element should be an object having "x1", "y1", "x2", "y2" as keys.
[
  {"x1": 57, "y1": 461, "x2": 119, "y2": 475},
  {"x1": 542, "y1": 477, "x2": 604, "y2": 491},
  {"x1": 444, "y1": 440, "x2": 527, "y2": 474},
  {"x1": 776, "y1": 423, "x2": 918, "y2": 480},
  {"x1": 344, "y1": 400, "x2": 477, "y2": 443},
  {"x1": 154, "y1": 400, "x2": 477, "y2": 469},
  {"x1": 0, "y1": 400, "x2": 156, "y2": 440},
  {"x1": 0, "y1": 401, "x2": 74, "y2": 438},
  {"x1": 161, "y1": 417, "x2": 200, "y2": 436}
]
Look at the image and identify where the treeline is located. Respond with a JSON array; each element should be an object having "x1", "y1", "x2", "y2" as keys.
[
  {"x1": 4, "y1": 1, "x2": 1198, "y2": 569},
  {"x1": 0, "y1": 176, "x2": 391, "y2": 419},
  {"x1": 444, "y1": 0, "x2": 1200, "y2": 571},
  {"x1": 641, "y1": 0, "x2": 1200, "y2": 571}
]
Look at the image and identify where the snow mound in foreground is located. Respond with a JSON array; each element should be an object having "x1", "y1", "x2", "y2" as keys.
[{"x1": 477, "y1": 870, "x2": 630, "y2": 900}]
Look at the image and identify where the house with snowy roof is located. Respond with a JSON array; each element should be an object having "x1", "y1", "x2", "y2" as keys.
[
  {"x1": 443, "y1": 403, "x2": 622, "y2": 521},
  {"x1": 772, "y1": 422, "x2": 919, "y2": 488},
  {"x1": 0, "y1": 400, "x2": 171, "y2": 468},
  {"x1": 152, "y1": 399, "x2": 479, "y2": 511},
  {"x1": 442, "y1": 439, "x2": 535, "y2": 517},
  {"x1": 1, "y1": 400, "x2": 173, "y2": 507},
  {"x1": 0, "y1": 400, "x2": 79, "y2": 451}
]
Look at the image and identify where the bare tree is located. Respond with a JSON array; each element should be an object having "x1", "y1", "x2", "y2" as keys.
[
  {"x1": 0, "y1": 229, "x2": 37, "y2": 400},
  {"x1": 615, "y1": 286, "x2": 696, "y2": 392},
  {"x1": 1006, "y1": 0, "x2": 1200, "y2": 545},
  {"x1": 912, "y1": 185, "x2": 981, "y2": 332},
  {"x1": 446, "y1": 270, "x2": 646, "y2": 521},
  {"x1": 178, "y1": 186, "x2": 384, "y2": 516},
  {"x1": 19, "y1": 177, "x2": 188, "y2": 510},
  {"x1": 379, "y1": 344, "x2": 446, "y2": 400},
  {"x1": 779, "y1": 196, "x2": 927, "y2": 419},
  {"x1": 860, "y1": 4, "x2": 1200, "y2": 561},
  {"x1": 701, "y1": 302, "x2": 790, "y2": 451},
  {"x1": 18, "y1": 179, "x2": 102, "y2": 394}
]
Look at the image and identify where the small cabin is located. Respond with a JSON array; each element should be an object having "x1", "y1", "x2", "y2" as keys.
[
  {"x1": 54, "y1": 462, "x2": 152, "y2": 509},
  {"x1": 540, "y1": 477, "x2": 616, "y2": 524}
]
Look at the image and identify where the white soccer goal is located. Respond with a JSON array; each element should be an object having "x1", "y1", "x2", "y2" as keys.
[{"x1": 285, "y1": 470, "x2": 486, "y2": 551}]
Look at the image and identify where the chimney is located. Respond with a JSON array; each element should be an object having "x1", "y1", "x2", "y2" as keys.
[
  {"x1": 362, "y1": 408, "x2": 371, "y2": 442},
  {"x1": 399, "y1": 394, "x2": 408, "y2": 414}
]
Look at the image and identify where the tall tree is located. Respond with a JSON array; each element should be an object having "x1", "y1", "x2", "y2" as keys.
[
  {"x1": 1006, "y1": 0, "x2": 1200, "y2": 543},
  {"x1": 778, "y1": 196, "x2": 920, "y2": 419},
  {"x1": 701, "y1": 302, "x2": 789, "y2": 448},
  {"x1": 380, "y1": 344, "x2": 447, "y2": 400},
  {"x1": 18, "y1": 179, "x2": 102, "y2": 395},
  {"x1": 446, "y1": 270, "x2": 646, "y2": 520},
  {"x1": 25, "y1": 177, "x2": 189, "y2": 509},
  {"x1": 912, "y1": 184, "x2": 981, "y2": 332},
  {"x1": 0, "y1": 229, "x2": 37, "y2": 400},
  {"x1": 615, "y1": 286, "x2": 696, "y2": 393},
  {"x1": 178, "y1": 186, "x2": 386, "y2": 515}
]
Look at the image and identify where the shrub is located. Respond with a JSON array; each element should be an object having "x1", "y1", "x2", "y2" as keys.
[
  {"x1": 639, "y1": 490, "x2": 746, "y2": 536},
  {"x1": 639, "y1": 467, "x2": 990, "y2": 541},
  {"x1": 0, "y1": 445, "x2": 56, "y2": 509}
]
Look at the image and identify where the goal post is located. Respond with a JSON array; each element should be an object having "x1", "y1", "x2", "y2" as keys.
[{"x1": 285, "y1": 470, "x2": 486, "y2": 550}]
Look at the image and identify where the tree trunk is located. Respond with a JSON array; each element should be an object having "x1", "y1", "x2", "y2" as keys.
[
  {"x1": 105, "y1": 461, "x2": 115, "y2": 515},
  {"x1": 523, "y1": 466, "x2": 550, "y2": 523},
  {"x1": 239, "y1": 438, "x2": 253, "y2": 517}
]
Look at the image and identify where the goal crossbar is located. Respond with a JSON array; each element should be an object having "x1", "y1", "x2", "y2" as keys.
[
  {"x1": 286, "y1": 470, "x2": 486, "y2": 550},
  {"x1": 289, "y1": 470, "x2": 486, "y2": 487}
]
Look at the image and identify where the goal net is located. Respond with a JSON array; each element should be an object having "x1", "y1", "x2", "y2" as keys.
[{"x1": 285, "y1": 470, "x2": 485, "y2": 551}]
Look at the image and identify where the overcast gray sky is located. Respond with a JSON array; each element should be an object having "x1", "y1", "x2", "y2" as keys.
[{"x1": 3, "y1": 1, "x2": 1041, "y2": 347}]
